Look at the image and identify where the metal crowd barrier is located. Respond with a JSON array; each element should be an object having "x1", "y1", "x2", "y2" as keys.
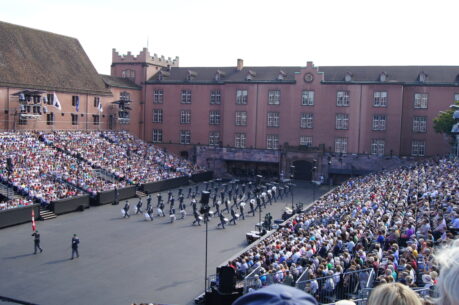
[{"x1": 295, "y1": 268, "x2": 375, "y2": 304}]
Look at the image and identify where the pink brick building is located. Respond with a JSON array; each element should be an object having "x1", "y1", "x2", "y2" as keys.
[{"x1": 1, "y1": 20, "x2": 458, "y2": 180}]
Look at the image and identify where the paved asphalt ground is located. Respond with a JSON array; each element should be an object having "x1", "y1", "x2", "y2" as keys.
[{"x1": 0, "y1": 181, "x2": 328, "y2": 305}]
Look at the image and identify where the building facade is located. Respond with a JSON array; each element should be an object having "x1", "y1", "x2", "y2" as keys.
[{"x1": 1, "y1": 20, "x2": 458, "y2": 179}]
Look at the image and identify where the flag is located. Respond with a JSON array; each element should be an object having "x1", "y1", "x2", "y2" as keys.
[
  {"x1": 53, "y1": 92, "x2": 62, "y2": 111},
  {"x1": 32, "y1": 209, "x2": 36, "y2": 232},
  {"x1": 75, "y1": 96, "x2": 80, "y2": 112},
  {"x1": 98, "y1": 100, "x2": 103, "y2": 113}
]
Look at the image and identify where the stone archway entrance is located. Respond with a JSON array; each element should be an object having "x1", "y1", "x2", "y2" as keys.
[{"x1": 292, "y1": 160, "x2": 313, "y2": 180}]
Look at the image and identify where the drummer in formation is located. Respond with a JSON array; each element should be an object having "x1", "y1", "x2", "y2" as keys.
[{"x1": 119, "y1": 178, "x2": 290, "y2": 230}]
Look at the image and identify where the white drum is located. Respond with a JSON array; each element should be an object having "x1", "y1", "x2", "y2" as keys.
[
  {"x1": 121, "y1": 209, "x2": 126, "y2": 217},
  {"x1": 144, "y1": 213, "x2": 150, "y2": 220},
  {"x1": 223, "y1": 218, "x2": 229, "y2": 222}
]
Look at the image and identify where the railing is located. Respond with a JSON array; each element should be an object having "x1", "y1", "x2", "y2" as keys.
[{"x1": 295, "y1": 268, "x2": 375, "y2": 304}]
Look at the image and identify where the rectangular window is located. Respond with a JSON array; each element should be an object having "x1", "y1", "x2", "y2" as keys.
[
  {"x1": 209, "y1": 111, "x2": 221, "y2": 125},
  {"x1": 152, "y1": 129, "x2": 163, "y2": 143},
  {"x1": 373, "y1": 91, "x2": 388, "y2": 107},
  {"x1": 18, "y1": 116, "x2": 27, "y2": 125},
  {"x1": 209, "y1": 131, "x2": 220, "y2": 146},
  {"x1": 180, "y1": 110, "x2": 191, "y2": 124},
  {"x1": 235, "y1": 133, "x2": 246, "y2": 148},
  {"x1": 414, "y1": 93, "x2": 428, "y2": 109},
  {"x1": 235, "y1": 111, "x2": 247, "y2": 126},
  {"x1": 153, "y1": 89, "x2": 164, "y2": 104},
  {"x1": 413, "y1": 116, "x2": 427, "y2": 133},
  {"x1": 210, "y1": 90, "x2": 221, "y2": 104},
  {"x1": 71, "y1": 114, "x2": 78, "y2": 125},
  {"x1": 454, "y1": 93, "x2": 459, "y2": 103},
  {"x1": 337, "y1": 91, "x2": 350, "y2": 107},
  {"x1": 181, "y1": 90, "x2": 192, "y2": 104},
  {"x1": 301, "y1": 90, "x2": 315, "y2": 106},
  {"x1": 266, "y1": 135, "x2": 279, "y2": 149},
  {"x1": 180, "y1": 130, "x2": 191, "y2": 144},
  {"x1": 120, "y1": 91, "x2": 130, "y2": 101},
  {"x1": 371, "y1": 139, "x2": 385, "y2": 155},
  {"x1": 267, "y1": 112, "x2": 280, "y2": 127},
  {"x1": 411, "y1": 140, "x2": 426, "y2": 156},
  {"x1": 46, "y1": 93, "x2": 54, "y2": 105},
  {"x1": 153, "y1": 109, "x2": 163, "y2": 123},
  {"x1": 94, "y1": 97, "x2": 100, "y2": 107},
  {"x1": 335, "y1": 137, "x2": 348, "y2": 153},
  {"x1": 268, "y1": 90, "x2": 281, "y2": 105},
  {"x1": 93, "y1": 114, "x2": 100, "y2": 125},
  {"x1": 336, "y1": 113, "x2": 349, "y2": 130},
  {"x1": 71, "y1": 96, "x2": 80, "y2": 107},
  {"x1": 372, "y1": 115, "x2": 387, "y2": 131},
  {"x1": 300, "y1": 113, "x2": 314, "y2": 129},
  {"x1": 300, "y1": 136, "x2": 313, "y2": 147},
  {"x1": 236, "y1": 89, "x2": 248, "y2": 104},
  {"x1": 46, "y1": 113, "x2": 54, "y2": 125}
]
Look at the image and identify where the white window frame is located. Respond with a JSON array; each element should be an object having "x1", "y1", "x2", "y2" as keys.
[
  {"x1": 337, "y1": 91, "x2": 350, "y2": 107},
  {"x1": 209, "y1": 131, "x2": 220, "y2": 146},
  {"x1": 414, "y1": 93, "x2": 428, "y2": 109},
  {"x1": 371, "y1": 139, "x2": 385, "y2": 155},
  {"x1": 152, "y1": 129, "x2": 163, "y2": 143},
  {"x1": 180, "y1": 110, "x2": 191, "y2": 124},
  {"x1": 301, "y1": 90, "x2": 314, "y2": 106},
  {"x1": 180, "y1": 130, "x2": 191, "y2": 144},
  {"x1": 235, "y1": 133, "x2": 246, "y2": 148},
  {"x1": 153, "y1": 89, "x2": 164, "y2": 104},
  {"x1": 300, "y1": 136, "x2": 312, "y2": 147},
  {"x1": 181, "y1": 90, "x2": 192, "y2": 104},
  {"x1": 336, "y1": 113, "x2": 349, "y2": 130},
  {"x1": 268, "y1": 90, "x2": 281, "y2": 105},
  {"x1": 373, "y1": 91, "x2": 388, "y2": 107},
  {"x1": 267, "y1": 112, "x2": 280, "y2": 127},
  {"x1": 300, "y1": 113, "x2": 314, "y2": 129},
  {"x1": 209, "y1": 111, "x2": 221, "y2": 125},
  {"x1": 411, "y1": 140, "x2": 425, "y2": 156},
  {"x1": 235, "y1": 111, "x2": 247, "y2": 126},
  {"x1": 335, "y1": 137, "x2": 348, "y2": 153},
  {"x1": 413, "y1": 116, "x2": 427, "y2": 133},
  {"x1": 372, "y1": 115, "x2": 386, "y2": 131},
  {"x1": 153, "y1": 109, "x2": 163, "y2": 123},
  {"x1": 266, "y1": 134, "x2": 279, "y2": 150},
  {"x1": 236, "y1": 89, "x2": 248, "y2": 104},
  {"x1": 210, "y1": 90, "x2": 221, "y2": 104}
]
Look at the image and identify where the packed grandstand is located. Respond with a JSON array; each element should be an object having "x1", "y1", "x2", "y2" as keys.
[
  {"x1": 227, "y1": 157, "x2": 459, "y2": 303},
  {"x1": 0, "y1": 130, "x2": 203, "y2": 209}
]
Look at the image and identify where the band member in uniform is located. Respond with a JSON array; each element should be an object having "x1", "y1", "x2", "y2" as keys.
[
  {"x1": 217, "y1": 212, "x2": 227, "y2": 229},
  {"x1": 179, "y1": 200, "x2": 186, "y2": 219},
  {"x1": 169, "y1": 208, "x2": 176, "y2": 223},
  {"x1": 146, "y1": 195, "x2": 152, "y2": 210},
  {"x1": 167, "y1": 191, "x2": 172, "y2": 204},
  {"x1": 191, "y1": 198, "x2": 197, "y2": 214},
  {"x1": 222, "y1": 199, "x2": 230, "y2": 213},
  {"x1": 135, "y1": 198, "x2": 143, "y2": 214},
  {"x1": 187, "y1": 186, "x2": 192, "y2": 198},
  {"x1": 146, "y1": 205, "x2": 154, "y2": 221},
  {"x1": 158, "y1": 201, "x2": 165, "y2": 217},
  {"x1": 157, "y1": 193, "x2": 162, "y2": 207},
  {"x1": 229, "y1": 207, "x2": 238, "y2": 225},
  {"x1": 239, "y1": 202, "x2": 246, "y2": 220},
  {"x1": 123, "y1": 201, "x2": 130, "y2": 218},
  {"x1": 192, "y1": 210, "x2": 201, "y2": 226},
  {"x1": 249, "y1": 199, "x2": 256, "y2": 216},
  {"x1": 31, "y1": 230, "x2": 43, "y2": 254}
]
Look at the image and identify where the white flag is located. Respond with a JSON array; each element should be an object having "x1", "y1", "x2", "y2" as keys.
[
  {"x1": 53, "y1": 92, "x2": 62, "y2": 111},
  {"x1": 98, "y1": 100, "x2": 103, "y2": 113}
]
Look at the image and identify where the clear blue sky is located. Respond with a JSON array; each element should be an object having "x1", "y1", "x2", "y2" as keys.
[{"x1": 1, "y1": 0, "x2": 458, "y2": 74}]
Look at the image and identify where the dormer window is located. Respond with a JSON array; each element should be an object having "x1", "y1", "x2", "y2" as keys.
[
  {"x1": 277, "y1": 70, "x2": 287, "y2": 81},
  {"x1": 379, "y1": 72, "x2": 387, "y2": 82},
  {"x1": 418, "y1": 71, "x2": 428, "y2": 82},
  {"x1": 187, "y1": 70, "x2": 197, "y2": 81},
  {"x1": 214, "y1": 70, "x2": 226, "y2": 81},
  {"x1": 246, "y1": 70, "x2": 256, "y2": 81},
  {"x1": 344, "y1": 72, "x2": 353, "y2": 82}
]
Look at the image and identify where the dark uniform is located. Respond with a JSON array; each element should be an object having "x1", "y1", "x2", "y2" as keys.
[
  {"x1": 71, "y1": 234, "x2": 79, "y2": 259},
  {"x1": 123, "y1": 201, "x2": 130, "y2": 218},
  {"x1": 229, "y1": 208, "x2": 238, "y2": 225},
  {"x1": 192, "y1": 210, "x2": 201, "y2": 226},
  {"x1": 217, "y1": 213, "x2": 226, "y2": 229},
  {"x1": 135, "y1": 198, "x2": 143, "y2": 214},
  {"x1": 32, "y1": 231, "x2": 43, "y2": 254}
]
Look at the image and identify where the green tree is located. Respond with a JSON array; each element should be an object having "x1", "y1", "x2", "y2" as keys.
[{"x1": 433, "y1": 102, "x2": 459, "y2": 143}]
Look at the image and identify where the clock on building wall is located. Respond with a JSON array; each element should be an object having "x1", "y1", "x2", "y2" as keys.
[{"x1": 304, "y1": 73, "x2": 314, "y2": 83}]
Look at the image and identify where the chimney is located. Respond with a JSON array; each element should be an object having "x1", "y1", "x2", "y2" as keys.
[{"x1": 237, "y1": 58, "x2": 244, "y2": 71}]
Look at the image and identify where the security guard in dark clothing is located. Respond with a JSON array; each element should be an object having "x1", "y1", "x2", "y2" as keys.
[{"x1": 32, "y1": 230, "x2": 43, "y2": 254}]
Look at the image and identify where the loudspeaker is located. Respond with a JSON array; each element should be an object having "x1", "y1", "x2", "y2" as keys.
[
  {"x1": 208, "y1": 286, "x2": 242, "y2": 305},
  {"x1": 217, "y1": 266, "x2": 236, "y2": 294},
  {"x1": 200, "y1": 191, "x2": 210, "y2": 205}
]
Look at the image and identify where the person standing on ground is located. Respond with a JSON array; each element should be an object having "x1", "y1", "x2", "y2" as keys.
[
  {"x1": 123, "y1": 200, "x2": 130, "y2": 218},
  {"x1": 31, "y1": 230, "x2": 43, "y2": 254},
  {"x1": 71, "y1": 234, "x2": 80, "y2": 259}
]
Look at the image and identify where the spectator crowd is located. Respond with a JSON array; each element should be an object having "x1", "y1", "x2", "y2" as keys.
[
  {"x1": 0, "y1": 130, "x2": 202, "y2": 209},
  {"x1": 228, "y1": 157, "x2": 459, "y2": 304}
]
